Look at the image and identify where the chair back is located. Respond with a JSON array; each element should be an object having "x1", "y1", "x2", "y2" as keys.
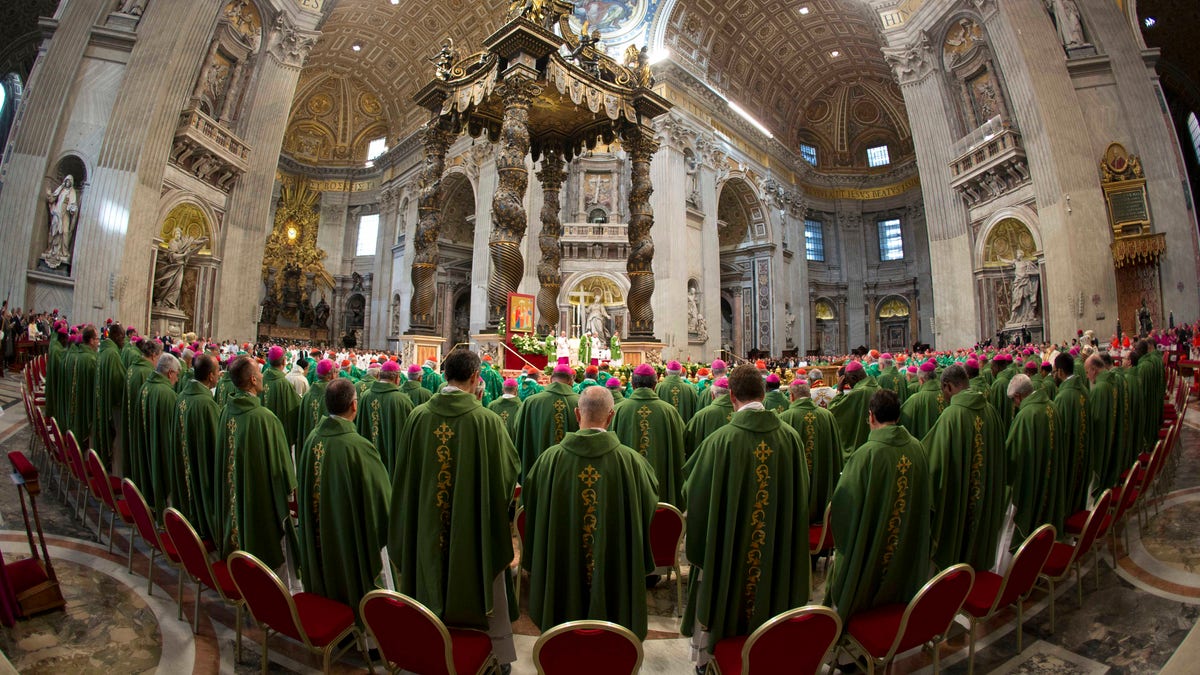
[
  {"x1": 1072, "y1": 489, "x2": 1114, "y2": 564},
  {"x1": 359, "y1": 590, "x2": 455, "y2": 675},
  {"x1": 120, "y1": 479, "x2": 164, "y2": 554},
  {"x1": 649, "y1": 503, "x2": 685, "y2": 568},
  {"x1": 743, "y1": 605, "x2": 841, "y2": 675},
  {"x1": 1113, "y1": 460, "x2": 1143, "y2": 521},
  {"x1": 228, "y1": 551, "x2": 307, "y2": 645},
  {"x1": 84, "y1": 450, "x2": 119, "y2": 512},
  {"x1": 892, "y1": 563, "x2": 974, "y2": 656},
  {"x1": 45, "y1": 417, "x2": 66, "y2": 468},
  {"x1": 532, "y1": 620, "x2": 643, "y2": 675},
  {"x1": 995, "y1": 524, "x2": 1056, "y2": 609},
  {"x1": 63, "y1": 431, "x2": 88, "y2": 485},
  {"x1": 163, "y1": 508, "x2": 226, "y2": 598}
]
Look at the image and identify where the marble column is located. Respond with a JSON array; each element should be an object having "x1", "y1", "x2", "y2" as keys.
[
  {"x1": 408, "y1": 122, "x2": 454, "y2": 334},
  {"x1": 487, "y1": 78, "x2": 538, "y2": 328},
  {"x1": 535, "y1": 151, "x2": 567, "y2": 334},
  {"x1": 624, "y1": 124, "x2": 661, "y2": 341}
]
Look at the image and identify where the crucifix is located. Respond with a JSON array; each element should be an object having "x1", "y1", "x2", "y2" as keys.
[{"x1": 567, "y1": 288, "x2": 593, "y2": 335}]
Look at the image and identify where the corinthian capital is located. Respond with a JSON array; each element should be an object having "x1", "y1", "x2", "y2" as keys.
[
  {"x1": 269, "y1": 13, "x2": 319, "y2": 68},
  {"x1": 883, "y1": 29, "x2": 935, "y2": 86}
]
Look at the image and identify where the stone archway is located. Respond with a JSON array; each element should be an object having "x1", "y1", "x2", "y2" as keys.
[
  {"x1": 975, "y1": 215, "x2": 1045, "y2": 343},
  {"x1": 151, "y1": 201, "x2": 218, "y2": 337},
  {"x1": 876, "y1": 295, "x2": 911, "y2": 353},
  {"x1": 716, "y1": 176, "x2": 774, "y2": 355},
  {"x1": 559, "y1": 272, "x2": 628, "y2": 341}
]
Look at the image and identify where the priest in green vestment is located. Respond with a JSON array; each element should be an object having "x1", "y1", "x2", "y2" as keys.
[
  {"x1": 1123, "y1": 352, "x2": 1146, "y2": 463},
  {"x1": 297, "y1": 359, "x2": 336, "y2": 450},
  {"x1": 216, "y1": 356, "x2": 297, "y2": 572},
  {"x1": 780, "y1": 378, "x2": 843, "y2": 524},
  {"x1": 67, "y1": 325, "x2": 100, "y2": 451},
  {"x1": 480, "y1": 356, "x2": 504, "y2": 406},
  {"x1": 876, "y1": 353, "x2": 909, "y2": 405},
  {"x1": 297, "y1": 379, "x2": 391, "y2": 616},
  {"x1": 1039, "y1": 361, "x2": 1059, "y2": 399},
  {"x1": 124, "y1": 338, "x2": 161, "y2": 495},
  {"x1": 656, "y1": 361, "x2": 699, "y2": 423},
  {"x1": 514, "y1": 364, "x2": 580, "y2": 481},
  {"x1": 697, "y1": 360, "x2": 728, "y2": 411},
  {"x1": 356, "y1": 360, "x2": 414, "y2": 477},
  {"x1": 214, "y1": 362, "x2": 238, "y2": 407},
  {"x1": 1085, "y1": 355, "x2": 1121, "y2": 492},
  {"x1": 518, "y1": 370, "x2": 544, "y2": 400},
  {"x1": 684, "y1": 378, "x2": 734, "y2": 460},
  {"x1": 1005, "y1": 375, "x2": 1064, "y2": 538},
  {"x1": 899, "y1": 360, "x2": 945, "y2": 440},
  {"x1": 402, "y1": 364, "x2": 433, "y2": 407},
  {"x1": 523, "y1": 386, "x2": 659, "y2": 638},
  {"x1": 605, "y1": 377, "x2": 626, "y2": 406},
  {"x1": 388, "y1": 349, "x2": 520, "y2": 667},
  {"x1": 487, "y1": 378, "x2": 522, "y2": 441},
  {"x1": 829, "y1": 361, "x2": 879, "y2": 457},
  {"x1": 92, "y1": 323, "x2": 126, "y2": 467},
  {"x1": 260, "y1": 346, "x2": 301, "y2": 449},
  {"x1": 611, "y1": 364, "x2": 686, "y2": 507},
  {"x1": 419, "y1": 360, "x2": 444, "y2": 395},
  {"x1": 579, "y1": 331, "x2": 592, "y2": 366},
  {"x1": 762, "y1": 374, "x2": 789, "y2": 413},
  {"x1": 1053, "y1": 353, "x2": 1092, "y2": 515},
  {"x1": 1135, "y1": 340, "x2": 1165, "y2": 450},
  {"x1": 988, "y1": 354, "x2": 1016, "y2": 428},
  {"x1": 45, "y1": 324, "x2": 68, "y2": 424},
  {"x1": 923, "y1": 364, "x2": 1008, "y2": 571},
  {"x1": 826, "y1": 389, "x2": 932, "y2": 622},
  {"x1": 120, "y1": 327, "x2": 142, "y2": 369},
  {"x1": 140, "y1": 353, "x2": 181, "y2": 514},
  {"x1": 682, "y1": 365, "x2": 810, "y2": 669},
  {"x1": 967, "y1": 358, "x2": 989, "y2": 395},
  {"x1": 355, "y1": 362, "x2": 378, "y2": 400},
  {"x1": 176, "y1": 354, "x2": 222, "y2": 541},
  {"x1": 176, "y1": 348, "x2": 194, "y2": 393},
  {"x1": 1106, "y1": 354, "x2": 1134, "y2": 475}
]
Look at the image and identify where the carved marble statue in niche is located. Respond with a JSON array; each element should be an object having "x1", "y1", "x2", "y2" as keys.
[
  {"x1": 584, "y1": 291, "x2": 612, "y2": 341},
  {"x1": 314, "y1": 296, "x2": 330, "y2": 329},
  {"x1": 1046, "y1": 0, "x2": 1087, "y2": 49},
  {"x1": 1001, "y1": 250, "x2": 1040, "y2": 327},
  {"x1": 684, "y1": 148, "x2": 701, "y2": 208},
  {"x1": 390, "y1": 296, "x2": 401, "y2": 336},
  {"x1": 298, "y1": 292, "x2": 316, "y2": 328},
  {"x1": 687, "y1": 283, "x2": 709, "y2": 342},
  {"x1": 117, "y1": 0, "x2": 148, "y2": 16},
  {"x1": 153, "y1": 228, "x2": 207, "y2": 310},
  {"x1": 39, "y1": 175, "x2": 79, "y2": 270},
  {"x1": 784, "y1": 305, "x2": 796, "y2": 348}
]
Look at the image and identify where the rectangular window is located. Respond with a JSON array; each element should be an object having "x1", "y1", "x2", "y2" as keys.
[
  {"x1": 800, "y1": 143, "x2": 818, "y2": 166},
  {"x1": 1188, "y1": 112, "x2": 1200, "y2": 165},
  {"x1": 867, "y1": 144, "x2": 891, "y2": 167},
  {"x1": 804, "y1": 219, "x2": 825, "y2": 262},
  {"x1": 879, "y1": 218, "x2": 904, "y2": 261},
  {"x1": 356, "y1": 213, "x2": 379, "y2": 257},
  {"x1": 366, "y1": 137, "x2": 388, "y2": 165}
]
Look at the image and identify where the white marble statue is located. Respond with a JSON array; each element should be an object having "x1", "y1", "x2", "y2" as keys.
[
  {"x1": 39, "y1": 175, "x2": 79, "y2": 270},
  {"x1": 584, "y1": 292, "x2": 611, "y2": 341},
  {"x1": 785, "y1": 308, "x2": 796, "y2": 346},
  {"x1": 119, "y1": 0, "x2": 148, "y2": 16},
  {"x1": 1001, "y1": 249, "x2": 1040, "y2": 327},
  {"x1": 153, "y1": 227, "x2": 207, "y2": 310},
  {"x1": 1047, "y1": 0, "x2": 1086, "y2": 49}
]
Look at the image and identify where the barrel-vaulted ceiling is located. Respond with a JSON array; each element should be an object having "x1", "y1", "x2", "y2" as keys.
[{"x1": 290, "y1": 0, "x2": 911, "y2": 170}]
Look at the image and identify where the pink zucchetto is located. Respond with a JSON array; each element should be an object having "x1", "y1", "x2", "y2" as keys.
[
  {"x1": 711, "y1": 359, "x2": 727, "y2": 371},
  {"x1": 1042, "y1": 361, "x2": 1052, "y2": 369},
  {"x1": 919, "y1": 360, "x2": 937, "y2": 373},
  {"x1": 606, "y1": 377, "x2": 621, "y2": 388},
  {"x1": 316, "y1": 359, "x2": 335, "y2": 377},
  {"x1": 713, "y1": 377, "x2": 729, "y2": 388},
  {"x1": 503, "y1": 378, "x2": 518, "y2": 388},
  {"x1": 880, "y1": 353, "x2": 893, "y2": 360},
  {"x1": 557, "y1": 356, "x2": 569, "y2": 365},
  {"x1": 1024, "y1": 360, "x2": 1039, "y2": 371},
  {"x1": 553, "y1": 364, "x2": 574, "y2": 376},
  {"x1": 380, "y1": 360, "x2": 400, "y2": 373},
  {"x1": 267, "y1": 345, "x2": 284, "y2": 363},
  {"x1": 844, "y1": 361, "x2": 864, "y2": 373},
  {"x1": 966, "y1": 358, "x2": 980, "y2": 369},
  {"x1": 634, "y1": 363, "x2": 656, "y2": 377},
  {"x1": 1069, "y1": 347, "x2": 1080, "y2": 356},
  {"x1": 765, "y1": 373, "x2": 780, "y2": 384},
  {"x1": 666, "y1": 360, "x2": 682, "y2": 371},
  {"x1": 407, "y1": 364, "x2": 422, "y2": 376},
  {"x1": 907, "y1": 366, "x2": 918, "y2": 374}
]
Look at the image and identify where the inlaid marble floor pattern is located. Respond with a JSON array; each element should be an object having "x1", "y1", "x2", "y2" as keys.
[{"x1": 3, "y1": 412, "x2": 1200, "y2": 674}]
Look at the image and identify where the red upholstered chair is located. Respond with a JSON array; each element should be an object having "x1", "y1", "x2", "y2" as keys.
[
  {"x1": 649, "y1": 502, "x2": 686, "y2": 616},
  {"x1": 839, "y1": 563, "x2": 975, "y2": 675},
  {"x1": 44, "y1": 417, "x2": 72, "y2": 502},
  {"x1": 707, "y1": 605, "x2": 841, "y2": 675},
  {"x1": 228, "y1": 550, "x2": 369, "y2": 674},
  {"x1": 62, "y1": 431, "x2": 92, "y2": 524},
  {"x1": 513, "y1": 506, "x2": 527, "y2": 602},
  {"x1": 809, "y1": 503, "x2": 834, "y2": 556},
  {"x1": 85, "y1": 450, "x2": 133, "y2": 557},
  {"x1": 532, "y1": 620, "x2": 643, "y2": 675},
  {"x1": 163, "y1": 508, "x2": 244, "y2": 659},
  {"x1": 1039, "y1": 489, "x2": 1113, "y2": 633},
  {"x1": 359, "y1": 589, "x2": 497, "y2": 675},
  {"x1": 120, "y1": 478, "x2": 185, "y2": 618},
  {"x1": 960, "y1": 524, "x2": 1056, "y2": 674}
]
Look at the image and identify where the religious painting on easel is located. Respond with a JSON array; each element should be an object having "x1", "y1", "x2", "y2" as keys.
[{"x1": 507, "y1": 293, "x2": 536, "y2": 334}]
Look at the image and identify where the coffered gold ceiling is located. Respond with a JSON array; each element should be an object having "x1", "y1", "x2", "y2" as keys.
[{"x1": 290, "y1": 0, "x2": 909, "y2": 169}]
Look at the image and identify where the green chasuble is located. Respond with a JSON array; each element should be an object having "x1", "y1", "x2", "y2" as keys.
[
  {"x1": 899, "y1": 380, "x2": 945, "y2": 441},
  {"x1": 608, "y1": 388, "x2": 625, "y2": 406},
  {"x1": 518, "y1": 377, "x2": 544, "y2": 401},
  {"x1": 684, "y1": 394, "x2": 734, "y2": 459},
  {"x1": 1006, "y1": 389, "x2": 1063, "y2": 539},
  {"x1": 46, "y1": 339, "x2": 65, "y2": 424},
  {"x1": 829, "y1": 377, "x2": 880, "y2": 458},
  {"x1": 1111, "y1": 369, "x2": 1134, "y2": 475},
  {"x1": 762, "y1": 390, "x2": 789, "y2": 414},
  {"x1": 297, "y1": 415, "x2": 391, "y2": 614},
  {"x1": 1138, "y1": 355, "x2": 1165, "y2": 450},
  {"x1": 260, "y1": 367, "x2": 301, "y2": 449},
  {"x1": 139, "y1": 371, "x2": 178, "y2": 514},
  {"x1": 176, "y1": 380, "x2": 221, "y2": 541},
  {"x1": 579, "y1": 337, "x2": 591, "y2": 366},
  {"x1": 969, "y1": 375, "x2": 989, "y2": 396},
  {"x1": 123, "y1": 359, "x2": 155, "y2": 494},
  {"x1": 92, "y1": 339, "x2": 126, "y2": 463},
  {"x1": 1123, "y1": 366, "x2": 1146, "y2": 461},
  {"x1": 923, "y1": 389, "x2": 1007, "y2": 571},
  {"x1": 573, "y1": 378, "x2": 599, "y2": 395},
  {"x1": 296, "y1": 380, "x2": 329, "y2": 451},
  {"x1": 655, "y1": 374, "x2": 699, "y2": 423},
  {"x1": 357, "y1": 380, "x2": 414, "y2": 477},
  {"x1": 480, "y1": 364, "x2": 504, "y2": 407},
  {"x1": 1039, "y1": 375, "x2": 1058, "y2": 400},
  {"x1": 523, "y1": 429, "x2": 658, "y2": 639},
  {"x1": 215, "y1": 372, "x2": 237, "y2": 407},
  {"x1": 217, "y1": 392, "x2": 297, "y2": 569},
  {"x1": 610, "y1": 388, "x2": 686, "y2": 507},
  {"x1": 989, "y1": 371, "x2": 1015, "y2": 429},
  {"x1": 487, "y1": 395, "x2": 521, "y2": 441},
  {"x1": 826, "y1": 424, "x2": 932, "y2": 622},
  {"x1": 176, "y1": 367, "x2": 193, "y2": 394},
  {"x1": 420, "y1": 366, "x2": 444, "y2": 395},
  {"x1": 681, "y1": 407, "x2": 810, "y2": 650},
  {"x1": 1089, "y1": 371, "x2": 1121, "y2": 492},
  {"x1": 355, "y1": 375, "x2": 376, "y2": 402},
  {"x1": 514, "y1": 382, "x2": 580, "y2": 481},
  {"x1": 120, "y1": 341, "x2": 141, "y2": 369},
  {"x1": 1054, "y1": 376, "x2": 1092, "y2": 515},
  {"x1": 66, "y1": 346, "x2": 98, "y2": 450},
  {"x1": 401, "y1": 380, "x2": 432, "y2": 408},
  {"x1": 877, "y1": 367, "x2": 909, "y2": 405},
  {"x1": 780, "y1": 398, "x2": 844, "y2": 523},
  {"x1": 388, "y1": 390, "x2": 520, "y2": 629}
]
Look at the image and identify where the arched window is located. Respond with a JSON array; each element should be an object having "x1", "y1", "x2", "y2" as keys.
[
  {"x1": 1187, "y1": 112, "x2": 1200, "y2": 164},
  {"x1": 588, "y1": 208, "x2": 608, "y2": 224}
]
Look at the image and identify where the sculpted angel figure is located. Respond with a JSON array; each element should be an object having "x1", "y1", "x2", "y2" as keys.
[
  {"x1": 40, "y1": 175, "x2": 79, "y2": 269},
  {"x1": 153, "y1": 227, "x2": 207, "y2": 310},
  {"x1": 1000, "y1": 249, "x2": 1040, "y2": 327}
]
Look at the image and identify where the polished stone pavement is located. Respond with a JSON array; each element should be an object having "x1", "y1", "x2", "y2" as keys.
[{"x1": 2, "y1": 392, "x2": 1199, "y2": 674}]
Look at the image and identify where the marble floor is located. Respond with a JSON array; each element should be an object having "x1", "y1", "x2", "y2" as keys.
[{"x1": 3, "y1": 388, "x2": 1200, "y2": 674}]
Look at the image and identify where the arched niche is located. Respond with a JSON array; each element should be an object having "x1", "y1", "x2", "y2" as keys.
[
  {"x1": 716, "y1": 175, "x2": 774, "y2": 354},
  {"x1": 559, "y1": 272, "x2": 629, "y2": 340},
  {"x1": 435, "y1": 171, "x2": 477, "y2": 344},
  {"x1": 156, "y1": 201, "x2": 219, "y2": 336},
  {"x1": 812, "y1": 297, "x2": 842, "y2": 356},
  {"x1": 35, "y1": 153, "x2": 89, "y2": 276},
  {"x1": 974, "y1": 215, "x2": 1046, "y2": 343},
  {"x1": 190, "y1": 0, "x2": 265, "y2": 125},
  {"x1": 716, "y1": 175, "x2": 769, "y2": 247},
  {"x1": 876, "y1": 295, "x2": 912, "y2": 353}
]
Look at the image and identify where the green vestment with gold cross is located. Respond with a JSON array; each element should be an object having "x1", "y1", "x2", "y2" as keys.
[
  {"x1": 899, "y1": 379, "x2": 945, "y2": 441},
  {"x1": 513, "y1": 381, "x2": 580, "y2": 481},
  {"x1": 356, "y1": 380, "x2": 414, "y2": 477},
  {"x1": 610, "y1": 387, "x2": 686, "y2": 508},
  {"x1": 176, "y1": 379, "x2": 221, "y2": 541},
  {"x1": 1006, "y1": 388, "x2": 1063, "y2": 539},
  {"x1": 780, "y1": 398, "x2": 844, "y2": 524},
  {"x1": 139, "y1": 370, "x2": 178, "y2": 514},
  {"x1": 655, "y1": 374, "x2": 699, "y2": 423}
]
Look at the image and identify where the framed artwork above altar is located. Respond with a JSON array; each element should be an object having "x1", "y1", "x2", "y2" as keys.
[{"x1": 508, "y1": 293, "x2": 535, "y2": 333}]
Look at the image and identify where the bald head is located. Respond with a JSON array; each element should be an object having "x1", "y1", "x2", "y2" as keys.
[
  {"x1": 1085, "y1": 353, "x2": 1107, "y2": 384},
  {"x1": 576, "y1": 386, "x2": 615, "y2": 429}
]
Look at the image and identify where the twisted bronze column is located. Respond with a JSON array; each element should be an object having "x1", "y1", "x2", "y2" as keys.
[
  {"x1": 535, "y1": 151, "x2": 567, "y2": 334},
  {"x1": 408, "y1": 122, "x2": 454, "y2": 333},
  {"x1": 487, "y1": 78, "x2": 539, "y2": 327},
  {"x1": 625, "y1": 125, "x2": 660, "y2": 340}
]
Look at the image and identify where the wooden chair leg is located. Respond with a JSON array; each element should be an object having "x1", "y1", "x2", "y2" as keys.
[
  {"x1": 675, "y1": 564, "x2": 683, "y2": 617},
  {"x1": 193, "y1": 580, "x2": 201, "y2": 633}
]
